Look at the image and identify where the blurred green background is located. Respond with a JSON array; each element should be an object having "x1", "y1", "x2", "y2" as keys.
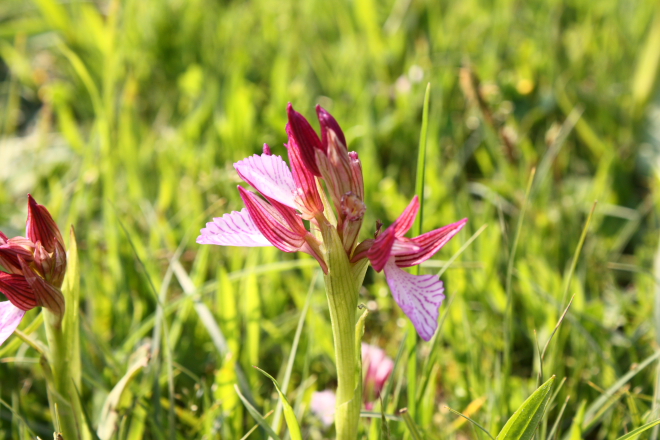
[{"x1": 1, "y1": 0, "x2": 660, "y2": 438}]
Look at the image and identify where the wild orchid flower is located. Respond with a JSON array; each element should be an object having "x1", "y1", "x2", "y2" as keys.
[
  {"x1": 311, "y1": 343, "x2": 395, "y2": 424},
  {"x1": 353, "y1": 196, "x2": 467, "y2": 341},
  {"x1": 198, "y1": 104, "x2": 465, "y2": 340},
  {"x1": 198, "y1": 104, "x2": 466, "y2": 438},
  {"x1": 0, "y1": 195, "x2": 66, "y2": 346}
]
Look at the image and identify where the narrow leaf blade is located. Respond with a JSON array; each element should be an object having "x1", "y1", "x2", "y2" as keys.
[{"x1": 496, "y1": 376, "x2": 555, "y2": 440}]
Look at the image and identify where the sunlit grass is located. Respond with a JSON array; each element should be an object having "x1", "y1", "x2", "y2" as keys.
[{"x1": 1, "y1": 0, "x2": 660, "y2": 438}]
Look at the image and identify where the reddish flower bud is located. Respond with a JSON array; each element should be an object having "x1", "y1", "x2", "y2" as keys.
[
  {"x1": 262, "y1": 143, "x2": 272, "y2": 155},
  {"x1": 286, "y1": 125, "x2": 324, "y2": 218},
  {"x1": 316, "y1": 105, "x2": 347, "y2": 151},
  {"x1": 0, "y1": 238, "x2": 35, "y2": 275},
  {"x1": 0, "y1": 272, "x2": 38, "y2": 311},
  {"x1": 0, "y1": 196, "x2": 67, "y2": 326},
  {"x1": 287, "y1": 103, "x2": 324, "y2": 176},
  {"x1": 18, "y1": 258, "x2": 64, "y2": 316},
  {"x1": 26, "y1": 194, "x2": 64, "y2": 254}
]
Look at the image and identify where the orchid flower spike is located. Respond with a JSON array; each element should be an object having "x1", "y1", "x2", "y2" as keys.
[
  {"x1": 198, "y1": 104, "x2": 467, "y2": 341},
  {"x1": 0, "y1": 195, "x2": 67, "y2": 346}
]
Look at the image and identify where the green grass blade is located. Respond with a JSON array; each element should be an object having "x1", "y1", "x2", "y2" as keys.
[
  {"x1": 407, "y1": 82, "x2": 432, "y2": 422},
  {"x1": 546, "y1": 396, "x2": 570, "y2": 440},
  {"x1": 583, "y1": 351, "x2": 660, "y2": 429},
  {"x1": 400, "y1": 408, "x2": 424, "y2": 440},
  {"x1": 496, "y1": 376, "x2": 555, "y2": 440},
  {"x1": 445, "y1": 406, "x2": 495, "y2": 440},
  {"x1": 614, "y1": 420, "x2": 660, "y2": 440},
  {"x1": 270, "y1": 272, "x2": 317, "y2": 435},
  {"x1": 234, "y1": 384, "x2": 282, "y2": 440},
  {"x1": 253, "y1": 367, "x2": 302, "y2": 440},
  {"x1": 504, "y1": 168, "x2": 536, "y2": 381},
  {"x1": 413, "y1": 82, "x2": 432, "y2": 242},
  {"x1": 560, "y1": 202, "x2": 597, "y2": 308}
]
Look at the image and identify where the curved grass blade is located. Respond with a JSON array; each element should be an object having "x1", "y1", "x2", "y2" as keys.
[
  {"x1": 234, "y1": 384, "x2": 281, "y2": 440},
  {"x1": 583, "y1": 351, "x2": 660, "y2": 430},
  {"x1": 496, "y1": 376, "x2": 555, "y2": 440},
  {"x1": 400, "y1": 408, "x2": 424, "y2": 440},
  {"x1": 253, "y1": 367, "x2": 302, "y2": 440},
  {"x1": 615, "y1": 420, "x2": 660, "y2": 440},
  {"x1": 446, "y1": 405, "x2": 495, "y2": 440}
]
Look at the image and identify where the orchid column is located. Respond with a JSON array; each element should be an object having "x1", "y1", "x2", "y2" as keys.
[{"x1": 198, "y1": 104, "x2": 467, "y2": 438}]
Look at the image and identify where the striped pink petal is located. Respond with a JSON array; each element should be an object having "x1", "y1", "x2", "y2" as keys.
[
  {"x1": 286, "y1": 124, "x2": 325, "y2": 218},
  {"x1": 395, "y1": 218, "x2": 468, "y2": 267},
  {"x1": 287, "y1": 103, "x2": 324, "y2": 176},
  {"x1": 367, "y1": 196, "x2": 420, "y2": 272},
  {"x1": 197, "y1": 209, "x2": 273, "y2": 247},
  {"x1": 234, "y1": 154, "x2": 297, "y2": 209},
  {"x1": 239, "y1": 187, "x2": 307, "y2": 252},
  {"x1": 383, "y1": 258, "x2": 445, "y2": 341},
  {"x1": 316, "y1": 105, "x2": 347, "y2": 150},
  {"x1": 0, "y1": 301, "x2": 25, "y2": 346}
]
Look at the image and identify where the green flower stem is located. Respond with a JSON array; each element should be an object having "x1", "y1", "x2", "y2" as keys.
[
  {"x1": 320, "y1": 221, "x2": 367, "y2": 439},
  {"x1": 43, "y1": 228, "x2": 86, "y2": 440},
  {"x1": 44, "y1": 311, "x2": 79, "y2": 439}
]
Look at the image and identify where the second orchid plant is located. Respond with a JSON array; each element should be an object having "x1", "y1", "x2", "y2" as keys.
[{"x1": 198, "y1": 104, "x2": 466, "y2": 438}]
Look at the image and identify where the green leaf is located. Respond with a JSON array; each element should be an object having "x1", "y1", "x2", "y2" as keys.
[
  {"x1": 97, "y1": 344, "x2": 150, "y2": 440},
  {"x1": 614, "y1": 420, "x2": 660, "y2": 440},
  {"x1": 234, "y1": 384, "x2": 281, "y2": 440},
  {"x1": 496, "y1": 376, "x2": 555, "y2": 440},
  {"x1": 400, "y1": 408, "x2": 424, "y2": 440},
  {"x1": 253, "y1": 367, "x2": 302, "y2": 440}
]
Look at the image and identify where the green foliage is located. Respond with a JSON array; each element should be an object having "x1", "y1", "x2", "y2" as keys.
[
  {"x1": 0, "y1": 0, "x2": 659, "y2": 438},
  {"x1": 496, "y1": 376, "x2": 554, "y2": 440}
]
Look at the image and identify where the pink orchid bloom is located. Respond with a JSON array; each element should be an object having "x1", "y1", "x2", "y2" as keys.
[
  {"x1": 311, "y1": 343, "x2": 394, "y2": 423},
  {"x1": 362, "y1": 343, "x2": 394, "y2": 397},
  {"x1": 198, "y1": 104, "x2": 466, "y2": 341},
  {"x1": 353, "y1": 197, "x2": 467, "y2": 341},
  {"x1": 0, "y1": 195, "x2": 67, "y2": 346},
  {"x1": 310, "y1": 390, "x2": 337, "y2": 426}
]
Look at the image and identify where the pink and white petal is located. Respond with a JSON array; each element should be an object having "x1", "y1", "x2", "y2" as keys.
[
  {"x1": 0, "y1": 301, "x2": 25, "y2": 346},
  {"x1": 310, "y1": 390, "x2": 337, "y2": 426},
  {"x1": 367, "y1": 196, "x2": 421, "y2": 272},
  {"x1": 392, "y1": 196, "x2": 420, "y2": 237},
  {"x1": 390, "y1": 237, "x2": 421, "y2": 256},
  {"x1": 197, "y1": 209, "x2": 273, "y2": 247},
  {"x1": 239, "y1": 187, "x2": 306, "y2": 252},
  {"x1": 395, "y1": 218, "x2": 468, "y2": 268},
  {"x1": 383, "y1": 259, "x2": 445, "y2": 342},
  {"x1": 234, "y1": 154, "x2": 297, "y2": 209}
]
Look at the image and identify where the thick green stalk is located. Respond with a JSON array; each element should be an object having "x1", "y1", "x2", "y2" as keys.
[
  {"x1": 44, "y1": 227, "x2": 86, "y2": 440},
  {"x1": 44, "y1": 312, "x2": 79, "y2": 439},
  {"x1": 321, "y1": 222, "x2": 366, "y2": 439}
]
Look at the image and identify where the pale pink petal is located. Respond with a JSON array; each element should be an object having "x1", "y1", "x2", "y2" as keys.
[
  {"x1": 0, "y1": 301, "x2": 25, "y2": 346},
  {"x1": 390, "y1": 238, "x2": 421, "y2": 256},
  {"x1": 197, "y1": 209, "x2": 273, "y2": 247},
  {"x1": 234, "y1": 154, "x2": 297, "y2": 209},
  {"x1": 384, "y1": 259, "x2": 445, "y2": 341},
  {"x1": 361, "y1": 343, "x2": 394, "y2": 393},
  {"x1": 310, "y1": 390, "x2": 336, "y2": 426}
]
